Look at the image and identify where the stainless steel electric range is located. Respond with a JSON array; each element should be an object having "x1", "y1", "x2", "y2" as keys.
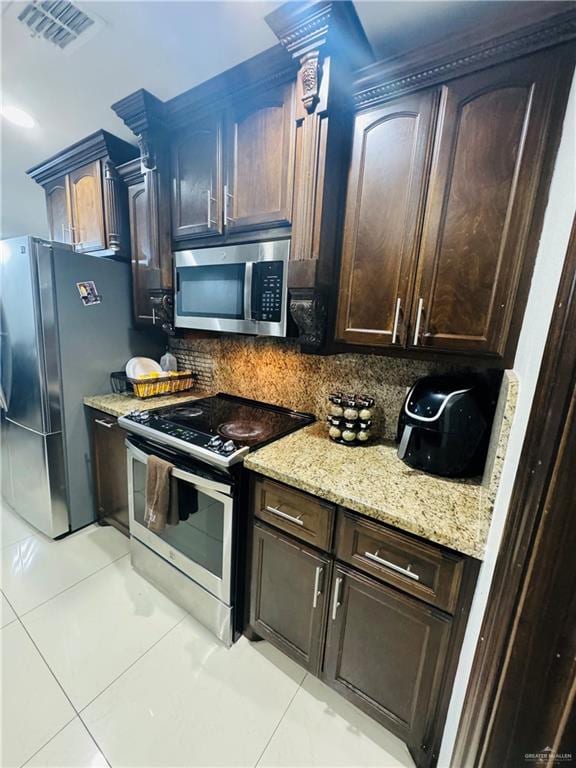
[{"x1": 118, "y1": 394, "x2": 314, "y2": 645}]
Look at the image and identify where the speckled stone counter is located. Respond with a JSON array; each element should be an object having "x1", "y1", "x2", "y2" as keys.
[
  {"x1": 83, "y1": 391, "x2": 210, "y2": 418},
  {"x1": 245, "y1": 371, "x2": 518, "y2": 560}
]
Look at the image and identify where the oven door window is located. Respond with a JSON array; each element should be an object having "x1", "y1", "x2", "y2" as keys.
[
  {"x1": 176, "y1": 264, "x2": 245, "y2": 319},
  {"x1": 131, "y1": 458, "x2": 231, "y2": 597}
]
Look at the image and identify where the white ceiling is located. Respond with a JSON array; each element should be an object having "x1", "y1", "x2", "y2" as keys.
[{"x1": 1, "y1": 0, "x2": 518, "y2": 239}]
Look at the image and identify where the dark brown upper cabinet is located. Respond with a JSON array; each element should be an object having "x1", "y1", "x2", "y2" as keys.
[
  {"x1": 67, "y1": 160, "x2": 106, "y2": 252},
  {"x1": 171, "y1": 116, "x2": 223, "y2": 240},
  {"x1": 410, "y1": 51, "x2": 566, "y2": 356},
  {"x1": 337, "y1": 44, "x2": 573, "y2": 362},
  {"x1": 225, "y1": 82, "x2": 295, "y2": 233},
  {"x1": 169, "y1": 82, "x2": 296, "y2": 243},
  {"x1": 27, "y1": 131, "x2": 138, "y2": 259},
  {"x1": 336, "y1": 90, "x2": 437, "y2": 348},
  {"x1": 45, "y1": 176, "x2": 72, "y2": 246},
  {"x1": 118, "y1": 159, "x2": 163, "y2": 327},
  {"x1": 323, "y1": 565, "x2": 452, "y2": 764}
]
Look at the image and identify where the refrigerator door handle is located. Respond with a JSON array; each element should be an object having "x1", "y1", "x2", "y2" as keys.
[{"x1": 0, "y1": 382, "x2": 7, "y2": 411}]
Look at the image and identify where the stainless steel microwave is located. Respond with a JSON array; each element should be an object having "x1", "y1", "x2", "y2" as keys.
[{"x1": 174, "y1": 240, "x2": 290, "y2": 336}]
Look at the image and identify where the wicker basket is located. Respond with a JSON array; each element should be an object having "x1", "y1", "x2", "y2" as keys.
[{"x1": 128, "y1": 370, "x2": 195, "y2": 399}]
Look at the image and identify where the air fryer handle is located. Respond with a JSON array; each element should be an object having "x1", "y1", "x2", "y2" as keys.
[{"x1": 397, "y1": 424, "x2": 413, "y2": 460}]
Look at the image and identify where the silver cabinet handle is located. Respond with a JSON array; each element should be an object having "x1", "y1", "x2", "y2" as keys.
[
  {"x1": 331, "y1": 576, "x2": 343, "y2": 621},
  {"x1": 413, "y1": 298, "x2": 424, "y2": 345},
  {"x1": 364, "y1": 551, "x2": 420, "y2": 581},
  {"x1": 264, "y1": 505, "x2": 304, "y2": 526},
  {"x1": 224, "y1": 184, "x2": 234, "y2": 224},
  {"x1": 312, "y1": 565, "x2": 323, "y2": 609},
  {"x1": 206, "y1": 189, "x2": 217, "y2": 228},
  {"x1": 391, "y1": 297, "x2": 401, "y2": 344},
  {"x1": 95, "y1": 418, "x2": 115, "y2": 429},
  {"x1": 152, "y1": 307, "x2": 156, "y2": 325}
]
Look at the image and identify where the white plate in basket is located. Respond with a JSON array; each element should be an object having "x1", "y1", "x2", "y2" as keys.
[{"x1": 126, "y1": 357, "x2": 162, "y2": 380}]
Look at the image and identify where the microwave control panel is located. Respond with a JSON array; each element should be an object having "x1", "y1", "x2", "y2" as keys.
[{"x1": 252, "y1": 261, "x2": 283, "y2": 322}]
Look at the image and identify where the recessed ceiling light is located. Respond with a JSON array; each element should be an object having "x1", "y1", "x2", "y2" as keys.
[{"x1": 1, "y1": 105, "x2": 36, "y2": 128}]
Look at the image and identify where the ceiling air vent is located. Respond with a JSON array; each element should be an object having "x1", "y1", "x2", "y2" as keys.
[{"x1": 16, "y1": 1, "x2": 103, "y2": 52}]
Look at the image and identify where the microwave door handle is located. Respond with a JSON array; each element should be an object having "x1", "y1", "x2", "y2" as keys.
[{"x1": 244, "y1": 261, "x2": 253, "y2": 322}]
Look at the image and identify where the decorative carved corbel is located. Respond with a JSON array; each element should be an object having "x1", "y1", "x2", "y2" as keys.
[
  {"x1": 289, "y1": 288, "x2": 327, "y2": 350},
  {"x1": 148, "y1": 289, "x2": 175, "y2": 336},
  {"x1": 137, "y1": 133, "x2": 156, "y2": 173},
  {"x1": 300, "y1": 51, "x2": 322, "y2": 113}
]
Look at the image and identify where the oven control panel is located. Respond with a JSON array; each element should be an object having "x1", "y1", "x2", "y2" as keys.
[
  {"x1": 123, "y1": 411, "x2": 239, "y2": 458},
  {"x1": 252, "y1": 260, "x2": 283, "y2": 323}
]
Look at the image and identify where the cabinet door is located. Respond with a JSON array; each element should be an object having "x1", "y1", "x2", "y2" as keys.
[
  {"x1": 171, "y1": 116, "x2": 223, "y2": 239},
  {"x1": 250, "y1": 522, "x2": 330, "y2": 674},
  {"x1": 336, "y1": 91, "x2": 437, "y2": 347},
  {"x1": 324, "y1": 566, "x2": 451, "y2": 760},
  {"x1": 45, "y1": 176, "x2": 72, "y2": 244},
  {"x1": 91, "y1": 411, "x2": 129, "y2": 535},
  {"x1": 68, "y1": 160, "x2": 106, "y2": 252},
  {"x1": 128, "y1": 181, "x2": 161, "y2": 325},
  {"x1": 226, "y1": 82, "x2": 295, "y2": 232},
  {"x1": 411, "y1": 50, "x2": 563, "y2": 356}
]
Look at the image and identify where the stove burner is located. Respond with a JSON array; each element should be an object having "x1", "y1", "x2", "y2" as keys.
[
  {"x1": 176, "y1": 406, "x2": 203, "y2": 418},
  {"x1": 218, "y1": 421, "x2": 267, "y2": 442}
]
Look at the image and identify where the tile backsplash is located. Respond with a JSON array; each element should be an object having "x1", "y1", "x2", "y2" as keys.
[{"x1": 171, "y1": 336, "x2": 460, "y2": 440}]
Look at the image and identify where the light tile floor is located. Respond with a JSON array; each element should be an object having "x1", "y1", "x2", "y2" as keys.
[{"x1": 0, "y1": 502, "x2": 415, "y2": 768}]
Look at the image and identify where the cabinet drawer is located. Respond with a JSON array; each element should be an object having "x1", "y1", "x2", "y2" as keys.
[
  {"x1": 253, "y1": 477, "x2": 335, "y2": 551},
  {"x1": 335, "y1": 510, "x2": 465, "y2": 613}
]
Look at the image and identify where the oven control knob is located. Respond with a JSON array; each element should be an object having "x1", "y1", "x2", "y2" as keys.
[
  {"x1": 139, "y1": 411, "x2": 150, "y2": 421},
  {"x1": 208, "y1": 436, "x2": 223, "y2": 449},
  {"x1": 222, "y1": 440, "x2": 236, "y2": 453}
]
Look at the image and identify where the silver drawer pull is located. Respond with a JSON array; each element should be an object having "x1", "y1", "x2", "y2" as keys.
[
  {"x1": 331, "y1": 576, "x2": 343, "y2": 621},
  {"x1": 364, "y1": 551, "x2": 420, "y2": 581},
  {"x1": 312, "y1": 565, "x2": 323, "y2": 609},
  {"x1": 264, "y1": 505, "x2": 304, "y2": 526},
  {"x1": 94, "y1": 418, "x2": 115, "y2": 429}
]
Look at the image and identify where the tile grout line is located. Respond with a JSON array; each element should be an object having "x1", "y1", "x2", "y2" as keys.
[
  {"x1": 7, "y1": 588, "x2": 186, "y2": 768},
  {"x1": 17, "y1": 715, "x2": 78, "y2": 768},
  {"x1": 15, "y1": 550, "x2": 131, "y2": 619},
  {"x1": 78, "y1": 612, "x2": 190, "y2": 713},
  {"x1": 2, "y1": 589, "x2": 82, "y2": 768},
  {"x1": 253, "y1": 670, "x2": 307, "y2": 768}
]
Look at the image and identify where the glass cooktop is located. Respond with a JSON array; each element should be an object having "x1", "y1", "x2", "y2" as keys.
[
  {"x1": 159, "y1": 394, "x2": 314, "y2": 447},
  {"x1": 120, "y1": 393, "x2": 315, "y2": 466}
]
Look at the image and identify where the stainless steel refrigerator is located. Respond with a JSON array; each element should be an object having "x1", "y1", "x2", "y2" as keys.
[{"x1": 0, "y1": 236, "x2": 161, "y2": 538}]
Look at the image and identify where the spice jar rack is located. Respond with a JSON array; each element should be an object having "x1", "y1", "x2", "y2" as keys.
[{"x1": 327, "y1": 393, "x2": 375, "y2": 445}]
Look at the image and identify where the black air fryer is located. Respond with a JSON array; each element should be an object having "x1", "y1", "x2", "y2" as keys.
[{"x1": 396, "y1": 376, "x2": 493, "y2": 478}]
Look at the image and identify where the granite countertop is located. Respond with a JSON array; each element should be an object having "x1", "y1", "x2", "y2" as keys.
[
  {"x1": 244, "y1": 371, "x2": 518, "y2": 560},
  {"x1": 245, "y1": 424, "x2": 486, "y2": 558},
  {"x1": 83, "y1": 390, "x2": 211, "y2": 418}
]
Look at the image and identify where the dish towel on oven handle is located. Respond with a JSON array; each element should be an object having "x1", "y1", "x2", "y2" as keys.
[{"x1": 145, "y1": 455, "x2": 180, "y2": 532}]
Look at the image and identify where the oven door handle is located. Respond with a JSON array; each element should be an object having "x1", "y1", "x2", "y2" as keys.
[{"x1": 126, "y1": 439, "x2": 233, "y2": 498}]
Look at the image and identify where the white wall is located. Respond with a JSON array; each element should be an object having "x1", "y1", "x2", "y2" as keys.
[{"x1": 438, "y1": 72, "x2": 576, "y2": 766}]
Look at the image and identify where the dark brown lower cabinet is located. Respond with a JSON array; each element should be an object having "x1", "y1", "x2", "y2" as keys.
[
  {"x1": 87, "y1": 408, "x2": 129, "y2": 536},
  {"x1": 246, "y1": 473, "x2": 479, "y2": 768},
  {"x1": 250, "y1": 522, "x2": 331, "y2": 674},
  {"x1": 324, "y1": 565, "x2": 451, "y2": 765}
]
